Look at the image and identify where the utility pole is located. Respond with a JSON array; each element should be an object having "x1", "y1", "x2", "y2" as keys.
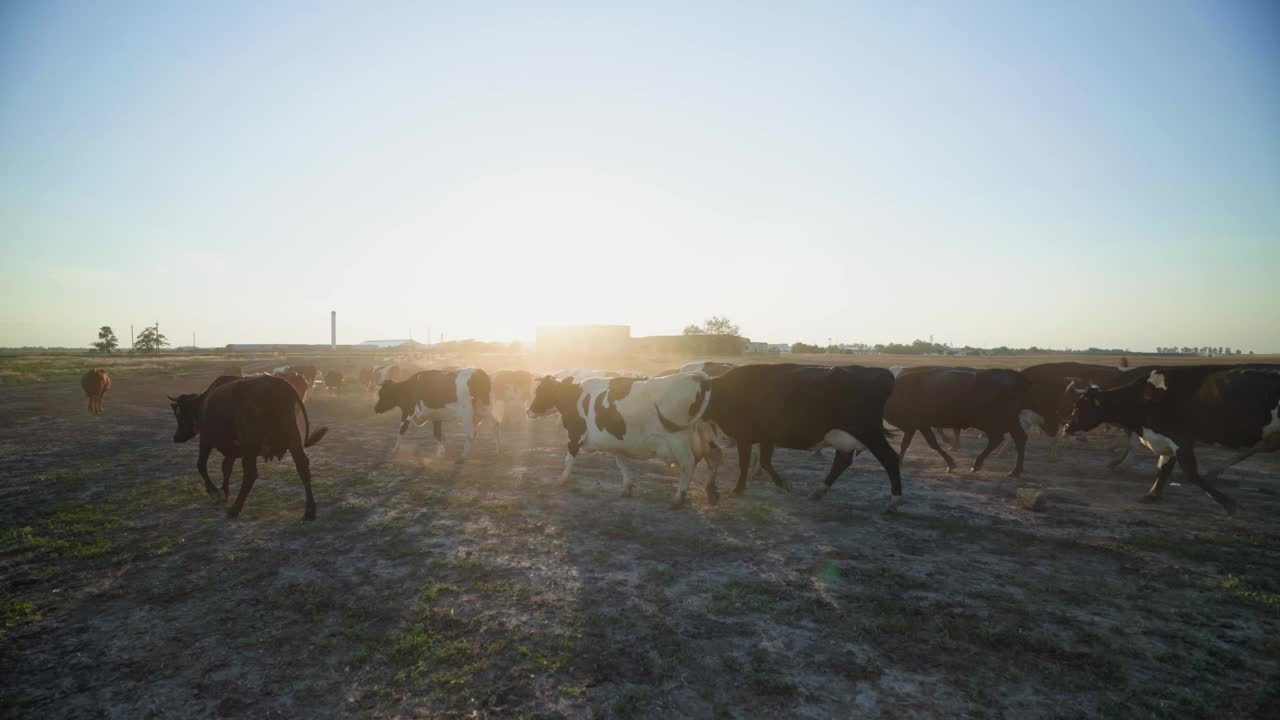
[{"x1": 130, "y1": 324, "x2": 134, "y2": 350}]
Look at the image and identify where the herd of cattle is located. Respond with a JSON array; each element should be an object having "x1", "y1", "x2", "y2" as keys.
[{"x1": 73, "y1": 358, "x2": 1280, "y2": 521}]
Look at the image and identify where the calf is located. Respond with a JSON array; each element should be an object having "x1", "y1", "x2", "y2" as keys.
[
  {"x1": 527, "y1": 373, "x2": 721, "y2": 507},
  {"x1": 374, "y1": 369, "x2": 501, "y2": 457},
  {"x1": 1065, "y1": 366, "x2": 1280, "y2": 514},
  {"x1": 887, "y1": 367, "x2": 1030, "y2": 477},
  {"x1": 80, "y1": 369, "x2": 111, "y2": 415},
  {"x1": 169, "y1": 374, "x2": 328, "y2": 520},
  {"x1": 704, "y1": 363, "x2": 901, "y2": 506}
]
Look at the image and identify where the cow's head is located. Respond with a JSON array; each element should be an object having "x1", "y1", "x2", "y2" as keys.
[
  {"x1": 373, "y1": 379, "x2": 403, "y2": 414},
  {"x1": 527, "y1": 376, "x2": 574, "y2": 418},
  {"x1": 1063, "y1": 385, "x2": 1109, "y2": 435},
  {"x1": 167, "y1": 394, "x2": 201, "y2": 442}
]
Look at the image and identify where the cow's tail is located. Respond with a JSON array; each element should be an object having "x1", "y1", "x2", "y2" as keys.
[
  {"x1": 296, "y1": 395, "x2": 329, "y2": 447},
  {"x1": 656, "y1": 374, "x2": 712, "y2": 432}
]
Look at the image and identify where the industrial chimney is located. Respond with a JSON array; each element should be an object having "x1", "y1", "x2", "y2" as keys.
[{"x1": 330, "y1": 311, "x2": 336, "y2": 350}]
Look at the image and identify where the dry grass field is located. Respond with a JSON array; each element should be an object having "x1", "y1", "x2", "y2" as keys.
[{"x1": 2, "y1": 354, "x2": 1278, "y2": 719}]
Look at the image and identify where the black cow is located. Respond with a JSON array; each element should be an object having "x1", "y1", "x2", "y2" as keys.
[
  {"x1": 1017, "y1": 362, "x2": 1164, "y2": 466},
  {"x1": 886, "y1": 367, "x2": 1030, "y2": 477},
  {"x1": 703, "y1": 363, "x2": 901, "y2": 507},
  {"x1": 1065, "y1": 366, "x2": 1280, "y2": 514}
]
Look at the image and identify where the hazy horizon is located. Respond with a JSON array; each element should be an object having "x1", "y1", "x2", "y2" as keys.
[{"x1": 3, "y1": 2, "x2": 1278, "y2": 352}]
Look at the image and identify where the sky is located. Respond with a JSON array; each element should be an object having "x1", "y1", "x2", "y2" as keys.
[{"x1": 1, "y1": 1, "x2": 1278, "y2": 351}]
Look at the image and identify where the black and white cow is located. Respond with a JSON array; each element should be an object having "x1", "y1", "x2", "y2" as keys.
[
  {"x1": 886, "y1": 367, "x2": 1031, "y2": 477},
  {"x1": 1065, "y1": 366, "x2": 1280, "y2": 514},
  {"x1": 703, "y1": 363, "x2": 902, "y2": 507},
  {"x1": 526, "y1": 373, "x2": 721, "y2": 507},
  {"x1": 374, "y1": 368, "x2": 501, "y2": 457}
]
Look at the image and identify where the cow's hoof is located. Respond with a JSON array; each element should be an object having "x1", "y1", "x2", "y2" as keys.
[
  {"x1": 883, "y1": 496, "x2": 903, "y2": 513},
  {"x1": 945, "y1": 466, "x2": 957, "y2": 474},
  {"x1": 225, "y1": 509, "x2": 242, "y2": 520},
  {"x1": 1139, "y1": 493, "x2": 1161, "y2": 504},
  {"x1": 303, "y1": 509, "x2": 317, "y2": 521},
  {"x1": 705, "y1": 489, "x2": 719, "y2": 506},
  {"x1": 810, "y1": 488, "x2": 827, "y2": 501},
  {"x1": 670, "y1": 495, "x2": 687, "y2": 510},
  {"x1": 1006, "y1": 470, "x2": 1023, "y2": 479},
  {"x1": 731, "y1": 486, "x2": 746, "y2": 496},
  {"x1": 969, "y1": 465, "x2": 983, "y2": 474}
]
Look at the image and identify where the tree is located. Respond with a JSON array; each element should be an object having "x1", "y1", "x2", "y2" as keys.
[
  {"x1": 91, "y1": 326, "x2": 118, "y2": 353},
  {"x1": 792, "y1": 342, "x2": 823, "y2": 354},
  {"x1": 135, "y1": 325, "x2": 169, "y2": 353},
  {"x1": 682, "y1": 316, "x2": 740, "y2": 336}
]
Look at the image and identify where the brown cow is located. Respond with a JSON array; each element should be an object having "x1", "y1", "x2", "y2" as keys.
[
  {"x1": 280, "y1": 371, "x2": 310, "y2": 402},
  {"x1": 291, "y1": 365, "x2": 319, "y2": 387},
  {"x1": 80, "y1": 369, "x2": 110, "y2": 415},
  {"x1": 168, "y1": 374, "x2": 328, "y2": 520}
]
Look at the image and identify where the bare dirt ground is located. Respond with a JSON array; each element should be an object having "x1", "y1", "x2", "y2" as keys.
[{"x1": 2, "y1": 372, "x2": 1278, "y2": 719}]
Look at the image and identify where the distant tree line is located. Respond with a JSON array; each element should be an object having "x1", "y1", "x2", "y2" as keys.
[{"x1": 789, "y1": 339, "x2": 1256, "y2": 356}]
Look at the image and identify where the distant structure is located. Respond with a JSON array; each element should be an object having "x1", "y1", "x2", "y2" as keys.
[
  {"x1": 767, "y1": 343, "x2": 792, "y2": 354},
  {"x1": 359, "y1": 339, "x2": 420, "y2": 349},
  {"x1": 330, "y1": 311, "x2": 336, "y2": 350},
  {"x1": 536, "y1": 325, "x2": 631, "y2": 354},
  {"x1": 743, "y1": 341, "x2": 771, "y2": 353}
]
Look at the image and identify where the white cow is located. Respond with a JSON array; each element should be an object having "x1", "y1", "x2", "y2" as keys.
[
  {"x1": 527, "y1": 373, "x2": 721, "y2": 507},
  {"x1": 374, "y1": 368, "x2": 501, "y2": 458}
]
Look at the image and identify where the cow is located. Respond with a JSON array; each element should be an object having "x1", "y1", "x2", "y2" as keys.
[
  {"x1": 526, "y1": 373, "x2": 721, "y2": 507},
  {"x1": 221, "y1": 366, "x2": 243, "y2": 377},
  {"x1": 1064, "y1": 366, "x2": 1280, "y2": 514},
  {"x1": 886, "y1": 367, "x2": 1030, "y2": 477},
  {"x1": 890, "y1": 366, "x2": 968, "y2": 451},
  {"x1": 80, "y1": 369, "x2": 110, "y2": 415},
  {"x1": 324, "y1": 370, "x2": 344, "y2": 392},
  {"x1": 703, "y1": 363, "x2": 901, "y2": 507},
  {"x1": 168, "y1": 374, "x2": 328, "y2": 520},
  {"x1": 677, "y1": 361, "x2": 737, "y2": 378},
  {"x1": 554, "y1": 368, "x2": 620, "y2": 382},
  {"x1": 1019, "y1": 362, "x2": 1162, "y2": 465},
  {"x1": 374, "y1": 369, "x2": 501, "y2": 458},
  {"x1": 369, "y1": 365, "x2": 402, "y2": 390},
  {"x1": 280, "y1": 371, "x2": 310, "y2": 402},
  {"x1": 291, "y1": 365, "x2": 319, "y2": 387}
]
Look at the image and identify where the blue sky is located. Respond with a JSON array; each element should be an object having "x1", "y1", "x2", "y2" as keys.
[{"x1": 2, "y1": 1, "x2": 1277, "y2": 351}]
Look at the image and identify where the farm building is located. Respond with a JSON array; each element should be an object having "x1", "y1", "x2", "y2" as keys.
[
  {"x1": 535, "y1": 325, "x2": 631, "y2": 353},
  {"x1": 743, "y1": 341, "x2": 771, "y2": 353}
]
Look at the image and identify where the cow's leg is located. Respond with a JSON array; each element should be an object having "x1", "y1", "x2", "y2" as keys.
[
  {"x1": 919, "y1": 428, "x2": 957, "y2": 472},
  {"x1": 459, "y1": 410, "x2": 476, "y2": 461},
  {"x1": 1141, "y1": 454, "x2": 1178, "y2": 502},
  {"x1": 227, "y1": 455, "x2": 259, "y2": 519},
  {"x1": 670, "y1": 441, "x2": 697, "y2": 509},
  {"x1": 703, "y1": 440, "x2": 722, "y2": 505},
  {"x1": 971, "y1": 433, "x2": 1002, "y2": 473},
  {"x1": 220, "y1": 455, "x2": 235, "y2": 501},
  {"x1": 898, "y1": 428, "x2": 916, "y2": 461},
  {"x1": 733, "y1": 442, "x2": 752, "y2": 495},
  {"x1": 1174, "y1": 446, "x2": 1237, "y2": 515},
  {"x1": 810, "y1": 450, "x2": 852, "y2": 500},
  {"x1": 1006, "y1": 425, "x2": 1028, "y2": 478},
  {"x1": 857, "y1": 429, "x2": 903, "y2": 510},
  {"x1": 290, "y1": 445, "x2": 317, "y2": 521},
  {"x1": 393, "y1": 416, "x2": 411, "y2": 453},
  {"x1": 615, "y1": 456, "x2": 637, "y2": 497},
  {"x1": 759, "y1": 443, "x2": 790, "y2": 491},
  {"x1": 197, "y1": 444, "x2": 218, "y2": 498},
  {"x1": 1107, "y1": 432, "x2": 1135, "y2": 469},
  {"x1": 483, "y1": 404, "x2": 503, "y2": 452},
  {"x1": 558, "y1": 447, "x2": 580, "y2": 486},
  {"x1": 433, "y1": 421, "x2": 446, "y2": 457}
]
